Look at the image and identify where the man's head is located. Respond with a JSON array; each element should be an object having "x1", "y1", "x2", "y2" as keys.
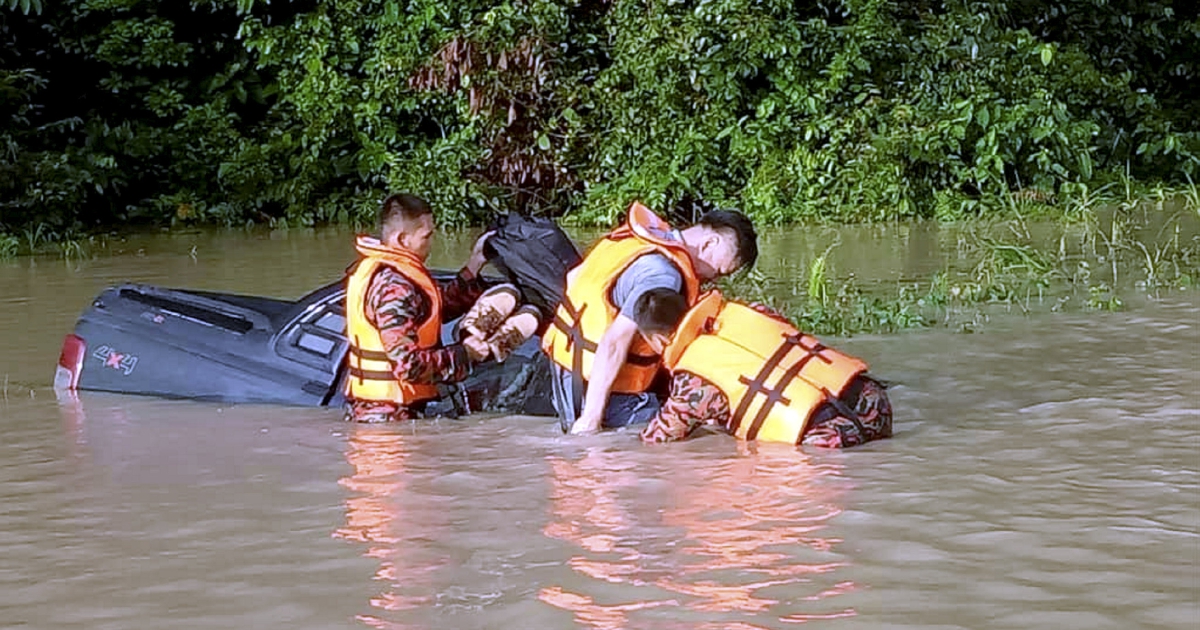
[
  {"x1": 379, "y1": 193, "x2": 436, "y2": 261},
  {"x1": 631, "y1": 288, "x2": 689, "y2": 354},
  {"x1": 682, "y1": 209, "x2": 758, "y2": 281}
]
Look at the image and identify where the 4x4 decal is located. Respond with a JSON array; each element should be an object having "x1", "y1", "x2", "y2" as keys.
[{"x1": 93, "y1": 345, "x2": 139, "y2": 375}]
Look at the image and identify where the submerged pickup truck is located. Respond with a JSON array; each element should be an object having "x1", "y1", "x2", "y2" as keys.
[
  {"x1": 52, "y1": 214, "x2": 582, "y2": 417},
  {"x1": 52, "y1": 276, "x2": 555, "y2": 416}
]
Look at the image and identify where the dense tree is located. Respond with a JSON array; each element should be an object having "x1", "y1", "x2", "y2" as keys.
[{"x1": 1, "y1": 0, "x2": 1196, "y2": 239}]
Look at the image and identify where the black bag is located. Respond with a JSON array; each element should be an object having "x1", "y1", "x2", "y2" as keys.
[{"x1": 483, "y1": 212, "x2": 581, "y2": 319}]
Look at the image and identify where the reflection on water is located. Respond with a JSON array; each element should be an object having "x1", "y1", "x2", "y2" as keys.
[
  {"x1": 334, "y1": 426, "x2": 447, "y2": 630},
  {"x1": 17, "y1": 391, "x2": 372, "y2": 629},
  {"x1": 1, "y1": 225, "x2": 1198, "y2": 630},
  {"x1": 56, "y1": 390, "x2": 89, "y2": 466},
  {"x1": 540, "y1": 443, "x2": 856, "y2": 628}
]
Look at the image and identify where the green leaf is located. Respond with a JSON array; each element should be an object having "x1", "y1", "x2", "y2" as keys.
[
  {"x1": 1039, "y1": 45, "x2": 1053, "y2": 67},
  {"x1": 537, "y1": 134, "x2": 550, "y2": 151}
]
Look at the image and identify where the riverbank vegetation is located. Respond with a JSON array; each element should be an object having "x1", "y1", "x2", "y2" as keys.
[
  {"x1": 725, "y1": 196, "x2": 1200, "y2": 335},
  {"x1": 2, "y1": 0, "x2": 1197, "y2": 247}
]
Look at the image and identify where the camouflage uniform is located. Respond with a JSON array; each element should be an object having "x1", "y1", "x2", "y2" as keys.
[
  {"x1": 639, "y1": 371, "x2": 892, "y2": 448},
  {"x1": 346, "y1": 267, "x2": 487, "y2": 423}
]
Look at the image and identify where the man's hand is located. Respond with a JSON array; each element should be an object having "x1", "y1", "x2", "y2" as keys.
[
  {"x1": 569, "y1": 412, "x2": 602, "y2": 435},
  {"x1": 464, "y1": 231, "x2": 495, "y2": 278},
  {"x1": 462, "y1": 334, "x2": 490, "y2": 363}
]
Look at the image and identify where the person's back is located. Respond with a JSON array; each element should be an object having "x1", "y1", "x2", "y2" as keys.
[{"x1": 632, "y1": 288, "x2": 893, "y2": 447}]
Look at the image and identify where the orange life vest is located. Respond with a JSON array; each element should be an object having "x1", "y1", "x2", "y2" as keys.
[
  {"x1": 542, "y1": 202, "x2": 700, "y2": 394},
  {"x1": 662, "y1": 291, "x2": 868, "y2": 444},
  {"x1": 344, "y1": 236, "x2": 442, "y2": 405}
]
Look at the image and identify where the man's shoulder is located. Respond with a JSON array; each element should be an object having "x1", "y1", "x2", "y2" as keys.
[
  {"x1": 614, "y1": 252, "x2": 683, "y2": 290},
  {"x1": 624, "y1": 251, "x2": 682, "y2": 277},
  {"x1": 611, "y1": 252, "x2": 684, "y2": 311},
  {"x1": 368, "y1": 264, "x2": 416, "y2": 288},
  {"x1": 367, "y1": 266, "x2": 427, "y2": 303}
]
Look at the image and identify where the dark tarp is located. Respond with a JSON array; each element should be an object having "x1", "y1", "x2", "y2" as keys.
[{"x1": 483, "y1": 212, "x2": 582, "y2": 320}]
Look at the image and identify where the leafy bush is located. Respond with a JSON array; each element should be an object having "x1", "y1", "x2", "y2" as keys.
[
  {"x1": 1, "y1": 0, "x2": 1197, "y2": 240},
  {"x1": 0, "y1": 232, "x2": 16, "y2": 258}
]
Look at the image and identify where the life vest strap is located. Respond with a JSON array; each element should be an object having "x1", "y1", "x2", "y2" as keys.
[
  {"x1": 742, "y1": 338, "x2": 827, "y2": 441},
  {"x1": 349, "y1": 345, "x2": 390, "y2": 362},
  {"x1": 552, "y1": 297, "x2": 588, "y2": 419},
  {"x1": 552, "y1": 315, "x2": 596, "y2": 352},
  {"x1": 347, "y1": 366, "x2": 397, "y2": 382},
  {"x1": 733, "y1": 332, "x2": 834, "y2": 440}
]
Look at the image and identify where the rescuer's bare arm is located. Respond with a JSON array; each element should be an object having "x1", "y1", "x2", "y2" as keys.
[{"x1": 569, "y1": 314, "x2": 640, "y2": 434}]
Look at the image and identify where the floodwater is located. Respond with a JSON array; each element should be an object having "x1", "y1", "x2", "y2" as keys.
[{"x1": 1, "y1": 222, "x2": 1197, "y2": 629}]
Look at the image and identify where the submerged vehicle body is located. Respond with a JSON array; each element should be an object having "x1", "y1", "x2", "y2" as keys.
[
  {"x1": 53, "y1": 213, "x2": 580, "y2": 416},
  {"x1": 53, "y1": 273, "x2": 556, "y2": 416}
]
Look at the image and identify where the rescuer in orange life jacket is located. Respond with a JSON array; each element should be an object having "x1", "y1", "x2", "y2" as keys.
[
  {"x1": 541, "y1": 201, "x2": 759, "y2": 434},
  {"x1": 344, "y1": 193, "x2": 499, "y2": 423},
  {"x1": 630, "y1": 287, "x2": 893, "y2": 447}
]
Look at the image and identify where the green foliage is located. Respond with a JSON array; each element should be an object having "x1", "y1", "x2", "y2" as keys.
[
  {"x1": 723, "y1": 264, "x2": 931, "y2": 337},
  {"x1": 1085, "y1": 283, "x2": 1124, "y2": 311},
  {"x1": 1, "y1": 0, "x2": 1198, "y2": 243},
  {"x1": 1183, "y1": 173, "x2": 1200, "y2": 214},
  {"x1": 3, "y1": 0, "x2": 41, "y2": 15},
  {"x1": 0, "y1": 233, "x2": 16, "y2": 258},
  {"x1": 720, "y1": 202, "x2": 1199, "y2": 335},
  {"x1": 1, "y1": 0, "x2": 269, "y2": 236}
]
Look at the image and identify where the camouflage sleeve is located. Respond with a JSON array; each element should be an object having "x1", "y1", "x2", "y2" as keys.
[
  {"x1": 367, "y1": 267, "x2": 473, "y2": 385},
  {"x1": 640, "y1": 371, "x2": 732, "y2": 443},
  {"x1": 438, "y1": 268, "x2": 489, "y2": 322},
  {"x1": 800, "y1": 376, "x2": 893, "y2": 448}
]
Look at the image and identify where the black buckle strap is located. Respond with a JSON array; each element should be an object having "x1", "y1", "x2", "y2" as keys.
[
  {"x1": 559, "y1": 298, "x2": 588, "y2": 418},
  {"x1": 732, "y1": 333, "x2": 833, "y2": 441},
  {"x1": 346, "y1": 366, "x2": 397, "y2": 381},
  {"x1": 349, "y1": 345, "x2": 390, "y2": 362}
]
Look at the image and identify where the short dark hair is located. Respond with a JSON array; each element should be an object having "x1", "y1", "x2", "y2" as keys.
[
  {"x1": 379, "y1": 193, "x2": 433, "y2": 234},
  {"x1": 698, "y1": 209, "x2": 758, "y2": 270},
  {"x1": 631, "y1": 288, "x2": 689, "y2": 336}
]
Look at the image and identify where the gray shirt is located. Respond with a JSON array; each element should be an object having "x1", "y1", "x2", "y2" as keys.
[{"x1": 611, "y1": 253, "x2": 684, "y2": 320}]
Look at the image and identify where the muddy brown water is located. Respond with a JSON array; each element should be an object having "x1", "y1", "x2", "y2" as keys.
[{"x1": 1, "y1": 224, "x2": 1197, "y2": 629}]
